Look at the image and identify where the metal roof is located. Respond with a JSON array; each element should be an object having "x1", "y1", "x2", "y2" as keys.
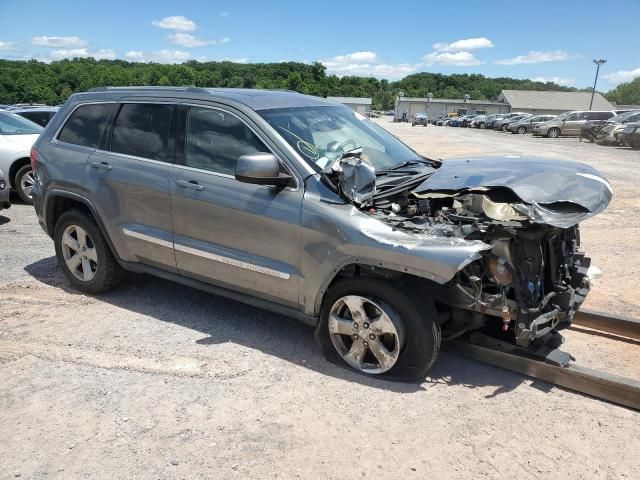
[
  {"x1": 499, "y1": 90, "x2": 615, "y2": 111},
  {"x1": 327, "y1": 96, "x2": 373, "y2": 105},
  {"x1": 397, "y1": 97, "x2": 506, "y2": 106}
]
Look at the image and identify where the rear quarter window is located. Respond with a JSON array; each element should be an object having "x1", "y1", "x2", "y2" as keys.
[{"x1": 58, "y1": 103, "x2": 118, "y2": 148}]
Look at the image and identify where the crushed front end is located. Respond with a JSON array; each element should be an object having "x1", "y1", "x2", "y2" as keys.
[{"x1": 336, "y1": 156, "x2": 612, "y2": 354}]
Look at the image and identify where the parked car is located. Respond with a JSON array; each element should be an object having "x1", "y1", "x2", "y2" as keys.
[
  {"x1": 483, "y1": 114, "x2": 506, "y2": 129},
  {"x1": 435, "y1": 115, "x2": 450, "y2": 126},
  {"x1": 459, "y1": 114, "x2": 478, "y2": 127},
  {"x1": 593, "y1": 111, "x2": 640, "y2": 145},
  {"x1": 494, "y1": 114, "x2": 531, "y2": 131},
  {"x1": 469, "y1": 115, "x2": 487, "y2": 128},
  {"x1": 12, "y1": 106, "x2": 59, "y2": 128},
  {"x1": 0, "y1": 168, "x2": 10, "y2": 211},
  {"x1": 412, "y1": 113, "x2": 428, "y2": 126},
  {"x1": 619, "y1": 122, "x2": 640, "y2": 149},
  {"x1": 0, "y1": 110, "x2": 43, "y2": 203},
  {"x1": 32, "y1": 87, "x2": 611, "y2": 380},
  {"x1": 508, "y1": 115, "x2": 556, "y2": 134},
  {"x1": 532, "y1": 110, "x2": 621, "y2": 138}
]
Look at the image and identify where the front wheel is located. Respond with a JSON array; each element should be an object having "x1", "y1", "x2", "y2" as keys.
[
  {"x1": 479, "y1": 123, "x2": 485, "y2": 129},
  {"x1": 315, "y1": 277, "x2": 441, "y2": 381},
  {"x1": 15, "y1": 164, "x2": 35, "y2": 204},
  {"x1": 517, "y1": 126, "x2": 527, "y2": 134},
  {"x1": 547, "y1": 128, "x2": 561, "y2": 138}
]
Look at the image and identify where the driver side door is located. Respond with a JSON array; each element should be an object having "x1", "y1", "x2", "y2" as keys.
[{"x1": 170, "y1": 105, "x2": 303, "y2": 307}]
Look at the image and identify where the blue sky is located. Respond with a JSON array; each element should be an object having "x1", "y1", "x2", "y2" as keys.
[{"x1": 1, "y1": 0, "x2": 639, "y2": 89}]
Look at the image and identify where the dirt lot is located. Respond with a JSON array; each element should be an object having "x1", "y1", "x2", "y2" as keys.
[{"x1": 1, "y1": 121, "x2": 639, "y2": 479}]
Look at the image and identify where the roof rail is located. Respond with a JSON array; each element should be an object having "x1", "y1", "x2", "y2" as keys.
[{"x1": 88, "y1": 86, "x2": 210, "y2": 93}]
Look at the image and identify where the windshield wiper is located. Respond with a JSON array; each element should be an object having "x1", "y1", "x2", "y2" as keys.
[{"x1": 376, "y1": 159, "x2": 432, "y2": 175}]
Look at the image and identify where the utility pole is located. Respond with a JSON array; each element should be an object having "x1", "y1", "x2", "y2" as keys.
[{"x1": 590, "y1": 59, "x2": 606, "y2": 110}]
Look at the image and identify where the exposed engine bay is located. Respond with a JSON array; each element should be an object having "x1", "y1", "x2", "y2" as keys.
[{"x1": 325, "y1": 154, "x2": 612, "y2": 350}]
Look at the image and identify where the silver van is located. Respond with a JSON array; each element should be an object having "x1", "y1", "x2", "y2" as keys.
[
  {"x1": 533, "y1": 110, "x2": 620, "y2": 138},
  {"x1": 31, "y1": 87, "x2": 611, "y2": 380}
]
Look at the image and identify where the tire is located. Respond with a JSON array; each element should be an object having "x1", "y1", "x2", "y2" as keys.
[
  {"x1": 517, "y1": 126, "x2": 527, "y2": 134},
  {"x1": 479, "y1": 122, "x2": 485, "y2": 129},
  {"x1": 547, "y1": 128, "x2": 560, "y2": 138},
  {"x1": 502, "y1": 124, "x2": 509, "y2": 132},
  {"x1": 15, "y1": 164, "x2": 35, "y2": 204},
  {"x1": 411, "y1": 122, "x2": 415, "y2": 126},
  {"x1": 54, "y1": 208, "x2": 125, "y2": 294},
  {"x1": 315, "y1": 277, "x2": 441, "y2": 382}
]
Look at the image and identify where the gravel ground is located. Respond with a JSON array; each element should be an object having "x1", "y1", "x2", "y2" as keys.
[{"x1": 1, "y1": 122, "x2": 639, "y2": 479}]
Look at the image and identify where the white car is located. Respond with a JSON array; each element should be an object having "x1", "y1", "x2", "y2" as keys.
[{"x1": 0, "y1": 110, "x2": 43, "y2": 204}]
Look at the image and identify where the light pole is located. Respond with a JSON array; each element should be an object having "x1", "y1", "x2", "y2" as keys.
[{"x1": 589, "y1": 59, "x2": 606, "y2": 110}]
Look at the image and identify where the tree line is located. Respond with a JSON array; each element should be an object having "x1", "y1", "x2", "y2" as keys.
[{"x1": 0, "y1": 58, "x2": 637, "y2": 110}]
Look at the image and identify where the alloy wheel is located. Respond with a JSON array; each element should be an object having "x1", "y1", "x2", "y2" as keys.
[
  {"x1": 61, "y1": 224, "x2": 98, "y2": 281},
  {"x1": 19, "y1": 169, "x2": 35, "y2": 199},
  {"x1": 327, "y1": 295, "x2": 404, "y2": 374}
]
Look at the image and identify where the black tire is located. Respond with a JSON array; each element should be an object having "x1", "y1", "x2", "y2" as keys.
[
  {"x1": 15, "y1": 164, "x2": 35, "y2": 204},
  {"x1": 547, "y1": 127, "x2": 561, "y2": 138},
  {"x1": 517, "y1": 126, "x2": 527, "y2": 134},
  {"x1": 502, "y1": 124, "x2": 509, "y2": 132},
  {"x1": 479, "y1": 123, "x2": 485, "y2": 129},
  {"x1": 315, "y1": 277, "x2": 441, "y2": 382},
  {"x1": 54, "y1": 208, "x2": 125, "y2": 294}
]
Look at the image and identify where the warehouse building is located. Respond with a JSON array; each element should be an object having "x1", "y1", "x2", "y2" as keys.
[
  {"x1": 327, "y1": 96, "x2": 372, "y2": 114},
  {"x1": 394, "y1": 95, "x2": 509, "y2": 122},
  {"x1": 497, "y1": 90, "x2": 616, "y2": 115}
]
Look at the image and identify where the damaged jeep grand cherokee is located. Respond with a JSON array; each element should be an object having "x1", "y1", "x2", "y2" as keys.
[{"x1": 32, "y1": 88, "x2": 611, "y2": 381}]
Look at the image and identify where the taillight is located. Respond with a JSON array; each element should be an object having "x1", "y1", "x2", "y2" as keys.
[{"x1": 30, "y1": 147, "x2": 38, "y2": 171}]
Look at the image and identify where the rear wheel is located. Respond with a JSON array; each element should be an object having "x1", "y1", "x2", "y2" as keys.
[
  {"x1": 547, "y1": 128, "x2": 561, "y2": 138},
  {"x1": 479, "y1": 122, "x2": 485, "y2": 129},
  {"x1": 517, "y1": 126, "x2": 527, "y2": 134},
  {"x1": 502, "y1": 124, "x2": 509, "y2": 132},
  {"x1": 316, "y1": 277, "x2": 441, "y2": 381},
  {"x1": 15, "y1": 164, "x2": 35, "y2": 204},
  {"x1": 54, "y1": 208, "x2": 124, "y2": 293}
]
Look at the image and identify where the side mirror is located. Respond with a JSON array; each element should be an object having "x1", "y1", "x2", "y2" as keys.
[{"x1": 236, "y1": 153, "x2": 292, "y2": 188}]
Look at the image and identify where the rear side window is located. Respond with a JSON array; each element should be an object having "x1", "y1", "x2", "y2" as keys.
[
  {"x1": 18, "y1": 112, "x2": 51, "y2": 127},
  {"x1": 111, "y1": 104, "x2": 175, "y2": 162},
  {"x1": 185, "y1": 107, "x2": 269, "y2": 175},
  {"x1": 58, "y1": 103, "x2": 117, "y2": 148}
]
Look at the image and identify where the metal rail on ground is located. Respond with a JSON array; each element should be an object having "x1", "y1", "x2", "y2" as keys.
[{"x1": 445, "y1": 310, "x2": 640, "y2": 410}]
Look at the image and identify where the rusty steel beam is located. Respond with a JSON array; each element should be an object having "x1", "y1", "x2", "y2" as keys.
[
  {"x1": 446, "y1": 340, "x2": 640, "y2": 411},
  {"x1": 573, "y1": 309, "x2": 640, "y2": 341}
]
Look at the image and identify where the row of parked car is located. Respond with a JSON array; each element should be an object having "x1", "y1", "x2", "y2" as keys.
[
  {"x1": 432, "y1": 110, "x2": 640, "y2": 149},
  {"x1": 0, "y1": 104, "x2": 60, "y2": 211}
]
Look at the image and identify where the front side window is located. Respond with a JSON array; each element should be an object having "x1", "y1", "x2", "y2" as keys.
[
  {"x1": 111, "y1": 103, "x2": 174, "y2": 162},
  {"x1": 185, "y1": 107, "x2": 269, "y2": 175},
  {"x1": 58, "y1": 103, "x2": 117, "y2": 148},
  {"x1": 0, "y1": 111, "x2": 43, "y2": 135}
]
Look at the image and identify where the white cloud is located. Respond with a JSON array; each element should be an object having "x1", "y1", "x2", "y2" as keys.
[
  {"x1": 151, "y1": 16, "x2": 196, "y2": 32},
  {"x1": 124, "y1": 49, "x2": 193, "y2": 63},
  {"x1": 603, "y1": 67, "x2": 640, "y2": 84},
  {"x1": 49, "y1": 48, "x2": 116, "y2": 60},
  {"x1": 495, "y1": 50, "x2": 571, "y2": 65},
  {"x1": 532, "y1": 76, "x2": 575, "y2": 86},
  {"x1": 320, "y1": 51, "x2": 420, "y2": 79},
  {"x1": 433, "y1": 37, "x2": 494, "y2": 52},
  {"x1": 0, "y1": 41, "x2": 15, "y2": 50},
  {"x1": 31, "y1": 36, "x2": 87, "y2": 48},
  {"x1": 423, "y1": 51, "x2": 483, "y2": 66},
  {"x1": 167, "y1": 33, "x2": 229, "y2": 48}
]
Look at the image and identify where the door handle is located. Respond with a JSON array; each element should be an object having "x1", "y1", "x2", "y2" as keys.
[
  {"x1": 176, "y1": 179, "x2": 204, "y2": 191},
  {"x1": 90, "y1": 161, "x2": 112, "y2": 171}
]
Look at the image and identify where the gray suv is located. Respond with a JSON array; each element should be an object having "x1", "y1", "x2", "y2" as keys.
[{"x1": 32, "y1": 87, "x2": 611, "y2": 381}]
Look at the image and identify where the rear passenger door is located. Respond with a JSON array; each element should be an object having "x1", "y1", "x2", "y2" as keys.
[
  {"x1": 87, "y1": 102, "x2": 178, "y2": 272},
  {"x1": 170, "y1": 105, "x2": 303, "y2": 307},
  {"x1": 561, "y1": 112, "x2": 584, "y2": 135}
]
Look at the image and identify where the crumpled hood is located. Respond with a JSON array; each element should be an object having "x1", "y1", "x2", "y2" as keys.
[{"x1": 412, "y1": 157, "x2": 613, "y2": 228}]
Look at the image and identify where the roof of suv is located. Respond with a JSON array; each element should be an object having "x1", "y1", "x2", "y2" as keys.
[{"x1": 79, "y1": 86, "x2": 339, "y2": 111}]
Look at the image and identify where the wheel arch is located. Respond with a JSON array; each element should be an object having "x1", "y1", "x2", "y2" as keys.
[
  {"x1": 44, "y1": 190, "x2": 121, "y2": 261},
  {"x1": 8, "y1": 157, "x2": 30, "y2": 188}
]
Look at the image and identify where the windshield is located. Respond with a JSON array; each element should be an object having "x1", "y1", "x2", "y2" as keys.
[
  {"x1": 0, "y1": 112, "x2": 43, "y2": 135},
  {"x1": 609, "y1": 111, "x2": 640, "y2": 123},
  {"x1": 259, "y1": 106, "x2": 421, "y2": 171}
]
